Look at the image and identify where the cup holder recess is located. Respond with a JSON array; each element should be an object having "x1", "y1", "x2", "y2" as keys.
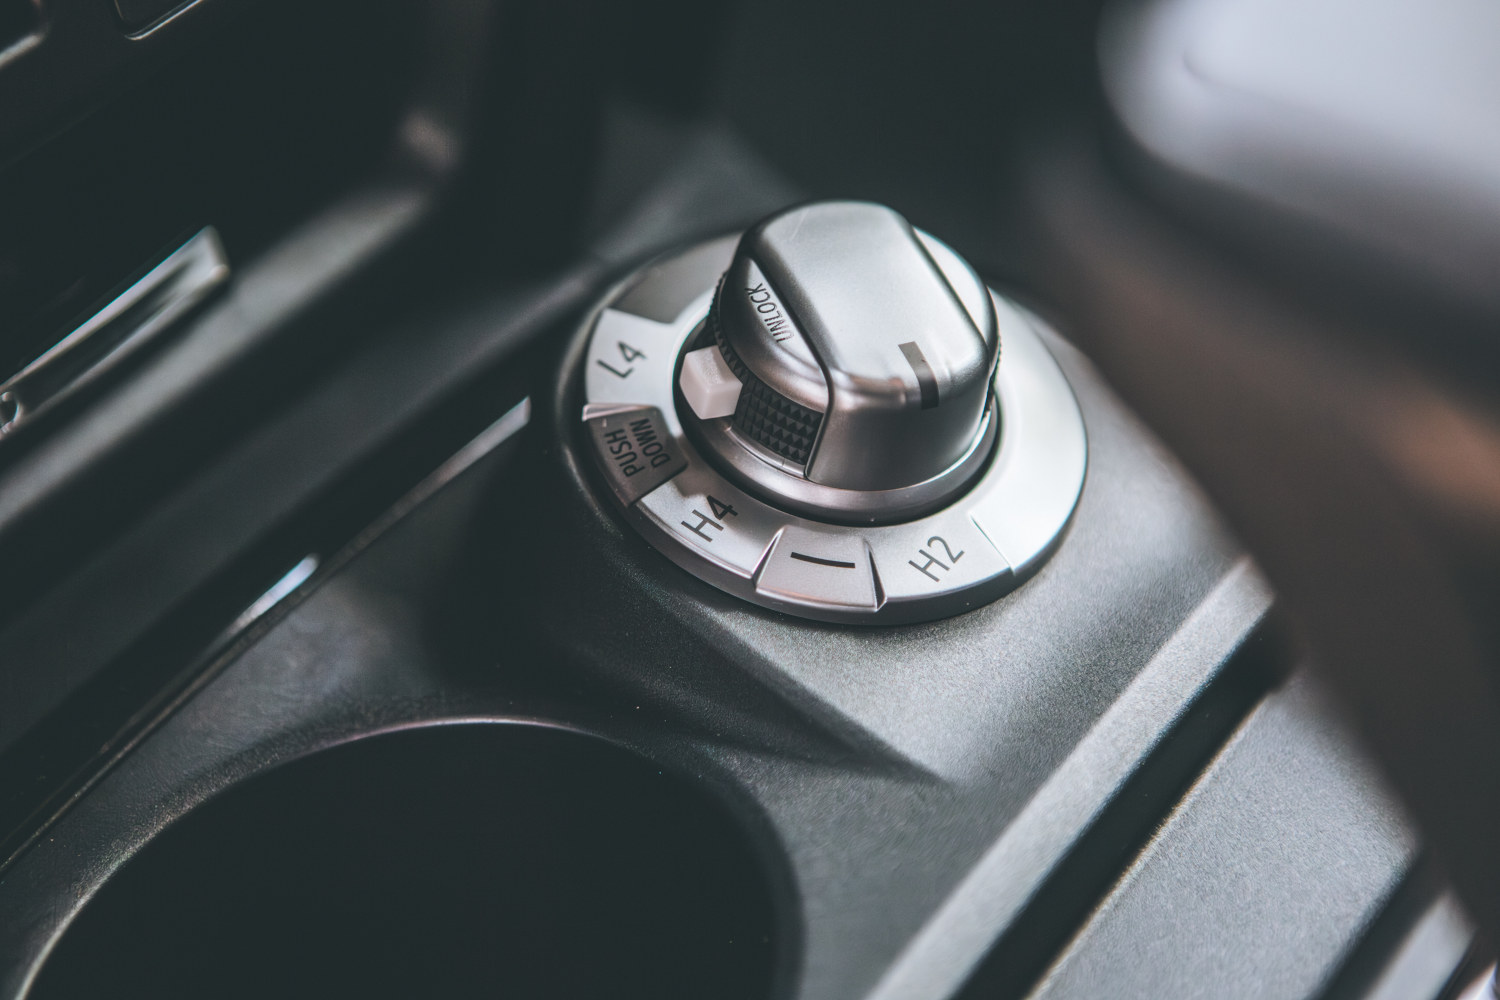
[{"x1": 29, "y1": 723, "x2": 779, "y2": 999}]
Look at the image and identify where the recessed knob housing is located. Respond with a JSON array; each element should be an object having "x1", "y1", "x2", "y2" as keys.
[{"x1": 680, "y1": 201, "x2": 1001, "y2": 523}]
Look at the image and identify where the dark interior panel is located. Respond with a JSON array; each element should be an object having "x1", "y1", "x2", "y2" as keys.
[{"x1": 30, "y1": 724, "x2": 778, "y2": 1000}]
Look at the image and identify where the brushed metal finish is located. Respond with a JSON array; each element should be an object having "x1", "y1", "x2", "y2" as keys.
[
  {"x1": 576, "y1": 231, "x2": 1087, "y2": 625},
  {"x1": 716, "y1": 202, "x2": 1000, "y2": 495}
]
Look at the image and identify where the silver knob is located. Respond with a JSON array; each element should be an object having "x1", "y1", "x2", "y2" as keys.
[{"x1": 679, "y1": 201, "x2": 1000, "y2": 523}]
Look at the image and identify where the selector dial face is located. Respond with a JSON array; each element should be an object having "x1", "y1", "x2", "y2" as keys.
[{"x1": 576, "y1": 203, "x2": 1087, "y2": 625}]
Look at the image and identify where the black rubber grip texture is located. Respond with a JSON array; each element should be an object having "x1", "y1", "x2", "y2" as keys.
[{"x1": 709, "y1": 277, "x2": 824, "y2": 466}]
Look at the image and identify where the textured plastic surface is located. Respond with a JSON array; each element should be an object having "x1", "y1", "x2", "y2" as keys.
[
  {"x1": 0, "y1": 291, "x2": 1426, "y2": 1000},
  {"x1": 1028, "y1": 676, "x2": 1414, "y2": 1000}
]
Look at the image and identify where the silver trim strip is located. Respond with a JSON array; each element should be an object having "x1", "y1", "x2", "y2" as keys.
[{"x1": 0, "y1": 227, "x2": 231, "y2": 436}]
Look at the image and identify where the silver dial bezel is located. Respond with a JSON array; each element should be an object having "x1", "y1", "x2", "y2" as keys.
[{"x1": 577, "y1": 234, "x2": 1088, "y2": 625}]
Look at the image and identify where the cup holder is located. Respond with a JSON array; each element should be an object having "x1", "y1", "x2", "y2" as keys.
[{"x1": 29, "y1": 723, "x2": 779, "y2": 999}]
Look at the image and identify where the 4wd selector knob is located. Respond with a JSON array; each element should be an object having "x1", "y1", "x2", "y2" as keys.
[
  {"x1": 576, "y1": 200, "x2": 1086, "y2": 623},
  {"x1": 679, "y1": 201, "x2": 1000, "y2": 523}
]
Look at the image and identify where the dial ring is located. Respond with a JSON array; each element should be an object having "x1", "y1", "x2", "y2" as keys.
[{"x1": 577, "y1": 234, "x2": 1087, "y2": 625}]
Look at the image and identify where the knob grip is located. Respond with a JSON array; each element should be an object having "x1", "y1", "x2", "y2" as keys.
[{"x1": 715, "y1": 202, "x2": 999, "y2": 492}]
